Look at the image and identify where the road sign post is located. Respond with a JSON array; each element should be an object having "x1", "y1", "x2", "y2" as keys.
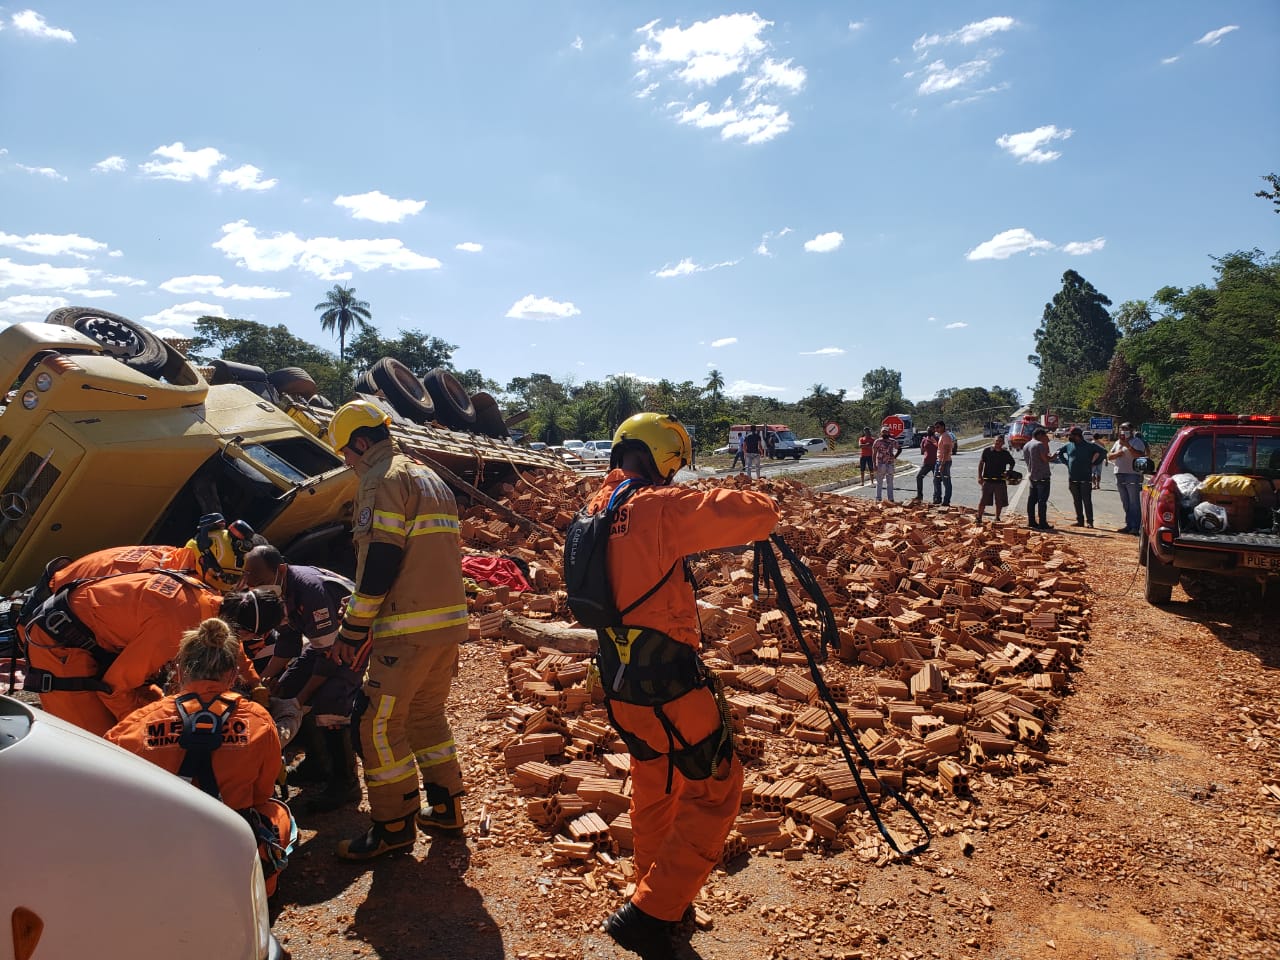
[{"x1": 1090, "y1": 416, "x2": 1114, "y2": 434}]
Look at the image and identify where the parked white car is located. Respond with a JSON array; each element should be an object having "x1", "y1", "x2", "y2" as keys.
[
  {"x1": 1, "y1": 695, "x2": 283, "y2": 959},
  {"x1": 581, "y1": 439, "x2": 613, "y2": 460},
  {"x1": 799, "y1": 437, "x2": 828, "y2": 454},
  {"x1": 563, "y1": 439, "x2": 585, "y2": 453}
]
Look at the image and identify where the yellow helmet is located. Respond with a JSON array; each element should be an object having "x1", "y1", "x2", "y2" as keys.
[
  {"x1": 186, "y1": 516, "x2": 256, "y2": 593},
  {"x1": 326, "y1": 399, "x2": 391, "y2": 451},
  {"x1": 611, "y1": 413, "x2": 691, "y2": 482}
]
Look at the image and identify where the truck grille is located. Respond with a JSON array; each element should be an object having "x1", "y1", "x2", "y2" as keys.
[{"x1": 0, "y1": 452, "x2": 61, "y2": 562}]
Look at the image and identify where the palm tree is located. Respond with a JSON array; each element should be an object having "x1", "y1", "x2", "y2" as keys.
[
  {"x1": 314, "y1": 285, "x2": 373, "y2": 363},
  {"x1": 704, "y1": 368, "x2": 725, "y2": 411},
  {"x1": 597, "y1": 375, "x2": 643, "y2": 432}
]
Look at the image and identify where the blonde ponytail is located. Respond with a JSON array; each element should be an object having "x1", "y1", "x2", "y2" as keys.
[{"x1": 176, "y1": 617, "x2": 240, "y2": 682}]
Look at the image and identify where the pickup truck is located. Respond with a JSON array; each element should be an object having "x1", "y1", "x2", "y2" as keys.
[{"x1": 1138, "y1": 414, "x2": 1280, "y2": 604}]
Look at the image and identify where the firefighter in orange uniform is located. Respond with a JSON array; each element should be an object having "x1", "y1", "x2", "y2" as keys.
[
  {"x1": 107, "y1": 618, "x2": 296, "y2": 896},
  {"x1": 21, "y1": 573, "x2": 283, "y2": 736},
  {"x1": 586, "y1": 413, "x2": 779, "y2": 959}
]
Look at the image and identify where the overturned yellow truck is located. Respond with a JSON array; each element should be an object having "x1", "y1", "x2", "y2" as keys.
[{"x1": 0, "y1": 307, "x2": 567, "y2": 595}]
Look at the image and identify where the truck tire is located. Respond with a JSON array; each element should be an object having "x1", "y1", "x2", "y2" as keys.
[
  {"x1": 46, "y1": 306, "x2": 169, "y2": 379},
  {"x1": 422, "y1": 368, "x2": 477, "y2": 430},
  {"x1": 353, "y1": 371, "x2": 378, "y2": 396},
  {"x1": 1144, "y1": 548, "x2": 1173, "y2": 605},
  {"x1": 268, "y1": 366, "x2": 317, "y2": 398},
  {"x1": 370, "y1": 357, "x2": 435, "y2": 424},
  {"x1": 471, "y1": 391, "x2": 509, "y2": 439}
]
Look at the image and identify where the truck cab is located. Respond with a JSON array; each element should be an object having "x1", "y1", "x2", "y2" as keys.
[
  {"x1": 728, "y1": 424, "x2": 804, "y2": 459},
  {"x1": 1138, "y1": 413, "x2": 1280, "y2": 604}
]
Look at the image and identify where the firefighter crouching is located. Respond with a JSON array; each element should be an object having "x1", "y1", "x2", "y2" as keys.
[
  {"x1": 20, "y1": 565, "x2": 284, "y2": 735},
  {"x1": 586, "y1": 413, "x2": 779, "y2": 959},
  {"x1": 242, "y1": 543, "x2": 363, "y2": 813},
  {"x1": 106, "y1": 618, "x2": 297, "y2": 896},
  {"x1": 324, "y1": 400, "x2": 470, "y2": 860}
]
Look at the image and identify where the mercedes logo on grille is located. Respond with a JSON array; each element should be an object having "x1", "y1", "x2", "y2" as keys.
[{"x1": 1, "y1": 492, "x2": 28, "y2": 521}]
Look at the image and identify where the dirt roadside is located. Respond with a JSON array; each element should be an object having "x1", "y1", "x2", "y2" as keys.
[{"x1": 272, "y1": 532, "x2": 1279, "y2": 960}]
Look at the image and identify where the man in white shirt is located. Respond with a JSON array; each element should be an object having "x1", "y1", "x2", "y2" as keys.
[{"x1": 1107, "y1": 422, "x2": 1148, "y2": 534}]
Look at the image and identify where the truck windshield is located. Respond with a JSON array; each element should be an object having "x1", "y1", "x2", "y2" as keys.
[
  {"x1": 775, "y1": 431, "x2": 796, "y2": 441},
  {"x1": 1178, "y1": 434, "x2": 1280, "y2": 477}
]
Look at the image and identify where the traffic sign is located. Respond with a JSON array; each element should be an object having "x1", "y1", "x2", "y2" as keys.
[
  {"x1": 1044, "y1": 412, "x2": 1059, "y2": 429},
  {"x1": 823, "y1": 421, "x2": 841, "y2": 439},
  {"x1": 1090, "y1": 416, "x2": 1114, "y2": 433},
  {"x1": 1141, "y1": 422, "x2": 1179, "y2": 444},
  {"x1": 882, "y1": 415, "x2": 905, "y2": 437}
]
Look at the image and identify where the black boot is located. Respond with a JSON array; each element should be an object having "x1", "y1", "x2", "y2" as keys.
[
  {"x1": 286, "y1": 716, "x2": 330, "y2": 786},
  {"x1": 335, "y1": 814, "x2": 416, "y2": 861},
  {"x1": 416, "y1": 783, "x2": 464, "y2": 837},
  {"x1": 306, "y1": 729, "x2": 362, "y2": 814},
  {"x1": 603, "y1": 901, "x2": 677, "y2": 960}
]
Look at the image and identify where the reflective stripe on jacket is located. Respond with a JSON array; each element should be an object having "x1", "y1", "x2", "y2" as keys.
[
  {"x1": 588, "y1": 469, "x2": 779, "y2": 649},
  {"x1": 345, "y1": 441, "x2": 468, "y2": 641}
]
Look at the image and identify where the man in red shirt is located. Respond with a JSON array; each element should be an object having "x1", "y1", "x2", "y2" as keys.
[{"x1": 858, "y1": 428, "x2": 875, "y2": 485}]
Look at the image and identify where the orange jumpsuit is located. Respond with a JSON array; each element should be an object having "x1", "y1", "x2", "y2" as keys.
[
  {"x1": 106, "y1": 680, "x2": 293, "y2": 895},
  {"x1": 25, "y1": 570, "x2": 254, "y2": 736},
  {"x1": 588, "y1": 468, "x2": 779, "y2": 922},
  {"x1": 50, "y1": 544, "x2": 200, "y2": 589}
]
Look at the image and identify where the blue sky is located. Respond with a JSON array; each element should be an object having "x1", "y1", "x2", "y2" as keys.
[{"x1": 2, "y1": 2, "x2": 1277, "y2": 403}]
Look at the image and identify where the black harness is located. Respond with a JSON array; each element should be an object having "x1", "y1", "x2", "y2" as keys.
[
  {"x1": 175, "y1": 691, "x2": 240, "y2": 799},
  {"x1": 20, "y1": 568, "x2": 203, "y2": 695}
]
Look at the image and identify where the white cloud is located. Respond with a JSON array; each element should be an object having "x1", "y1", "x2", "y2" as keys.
[
  {"x1": 16, "y1": 164, "x2": 67, "y2": 181},
  {"x1": 803, "y1": 231, "x2": 844, "y2": 253},
  {"x1": 102, "y1": 273, "x2": 146, "y2": 286},
  {"x1": 676, "y1": 100, "x2": 793, "y2": 145},
  {"x1": 107, "y1": 250, "x2": 123, "y2": 258},
  {"x1": 0, "y1": 231, "x2": 107, "y2": 260},
  {"x1": 710, "y1": 337, "x2": 737, "y2": 348},
  {"x1": 848, "y1": 21, "x2": 865, "y2": 32},
  {"x1": 505, "y1": 294, "x2": 581, "y2": 322},
  {"x1": 1195, "y1": 25, "x2": 1238, "y2": 47},
  {"x1": 944, "y1": 322, "x2": 968, "y2": 329},
  {"x1": 141, "y1": 301, "x2": 227, "y2": 328},
  {"x1": 799, "y1": 346, "x2": 845, "y2": 356},
  {"x1": 996, "y1": 124, "x2": 1073, "y2": 163},
  {"x1": 214, "y1": 220, "x2": 442, "y2": 280},
  {"x1": 11, "y1": 10, "x2": 75, "y2": 42},
  {"x1": 913, "y1": 16, "x2": 1015, "y2": 54},
  {"x1": 965, "y1": 228, "x2": 1054, "y2": 261},
  {"x1": 454, "y1": 241, "x2": 483, "y2": 253},
  {"x1": 140, "y1": 142, "x2": 225, "y2": 182},
  {"x1": 724, "y1": 378, "x2": 786, "y2": 397},
  {"x1": 1062, "y1": 237, "x2": 1106, "y2": 256},
  {"x1": 66, "y1": 288, "x2": 115, "y2": 298},
  {"x1": 571, "y1": 35, "x2": 583, "y2": 51},
  {"x1": 146, "y1": 327, "x2": 186, "y2": 340},
  {"x1": 217, "y1": 164, "x2": 277, "y2": 192},
  {"x1": 635, "y1": 14, "x2": 805, "y2": 144},
  {"x1": 916, "y1": 58, "x2": 992, "y2": 95},
  {"x1": 654, "y1": 256, "x2": 739, "y2": 278},
  {"x1": 1161, "y1": 55, "x2": 1180, "y2": 65},
  {"x1": 0, "y1": 258, "x2": 92, "y2": 290},
  {"x1": 333, "y1": 190, "x2": 426, "y2": 223},
  {"x1": 0, "y1": 294, "x2": 69, "y2": 320},
  {"x1": 92, "y1": 155, "x2": 127, "y2": 173},
  {"x1": 159, "y1": 274, "x2": 290, "y2": 300}
]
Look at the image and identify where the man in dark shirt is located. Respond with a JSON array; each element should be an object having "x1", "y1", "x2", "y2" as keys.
[{"x1": 976, "y1": 434, "x2": 1016, "y2": 524}]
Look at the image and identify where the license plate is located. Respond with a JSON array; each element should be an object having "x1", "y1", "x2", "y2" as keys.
[{"x1": 1242, "y1": 552, "x2": 1280, "y2": 571}]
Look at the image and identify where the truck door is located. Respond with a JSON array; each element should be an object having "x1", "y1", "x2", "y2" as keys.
[{"x1": 0, "y1": 427, "x2": 85, "y2": 576}]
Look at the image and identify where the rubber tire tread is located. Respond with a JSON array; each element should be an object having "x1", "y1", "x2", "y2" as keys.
[
  {"x1": 370, "y1": 357, "x2": 435, "y2": 424},
  {"x1": 269, "y1": 366, "x2": 318, "y2": 398},
  {"x1": 470, "y1": 391, "x2": 509, "y2": 439},
  {"x1": 422, "y1": 368, "x2": 477, "y2": 429},
  {"x1": 45, "y1": 306, "x2": 168, "y2": 378}
]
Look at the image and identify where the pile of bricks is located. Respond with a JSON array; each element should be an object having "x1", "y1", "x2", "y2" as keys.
[{"x1": 458, "y1": 474, "x2": 1092, "y2": 875}]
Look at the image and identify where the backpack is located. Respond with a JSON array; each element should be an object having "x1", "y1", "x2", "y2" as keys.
[{"x1": 563, "y1": 479, "x2": 677, "y2": 628}]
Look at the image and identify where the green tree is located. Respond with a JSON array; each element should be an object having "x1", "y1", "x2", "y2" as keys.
[
  {"x1": 1097, "y1": 351, "x2": 1152, "y2": 426},
  {"x1": 347, "y1": 326, "x2": 457, "y2": 377},
  {"x1": 1029, "y1": 270, "x2": 1118, "y2": 412},
  {"x1": 597, "y1": 375, "x2": 644, "y2": 433},
  {"x1": 190, "y1": 315, "x2": 346, "y2": 400},
  {"x1": 314, "y1": 285, "x2": 373, "y2": 363},
  {"x1": 860, "y1": 367, "x2": 906, "y2": 423},
  {"x1": 1257, "y1": 172, "x2": 1280, "y2": 214},
  {"x1": 704, "y1": 369, "x2": 725, "y2": 411}
]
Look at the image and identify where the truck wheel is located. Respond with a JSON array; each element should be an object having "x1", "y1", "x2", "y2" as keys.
[
  {"x1": 422, "y1": 368, "x2": 477, "y2": 430},
  {"x1": 353, "y1": 371, "x2": 378, "y2": 396},
  {"x1": 370, "y1": 357, "x2": 435, "y2": 424},
  {"x1": 1144, "y1": 549, "x2": 1173, "y2": 605},
  {"x1": 471, "y1": 391, "x2": 509, "y2": 439},
  {"x1": 268, "y1": 366, "x2": 317, "y2": 399},
  {"x1": 46, "y1": 306, "x2": 169, "y2": 379}
]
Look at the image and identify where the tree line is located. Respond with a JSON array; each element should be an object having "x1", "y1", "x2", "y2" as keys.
[{"x1": 1028, "y1": 177, "x2": 1279, "y2": 422}]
